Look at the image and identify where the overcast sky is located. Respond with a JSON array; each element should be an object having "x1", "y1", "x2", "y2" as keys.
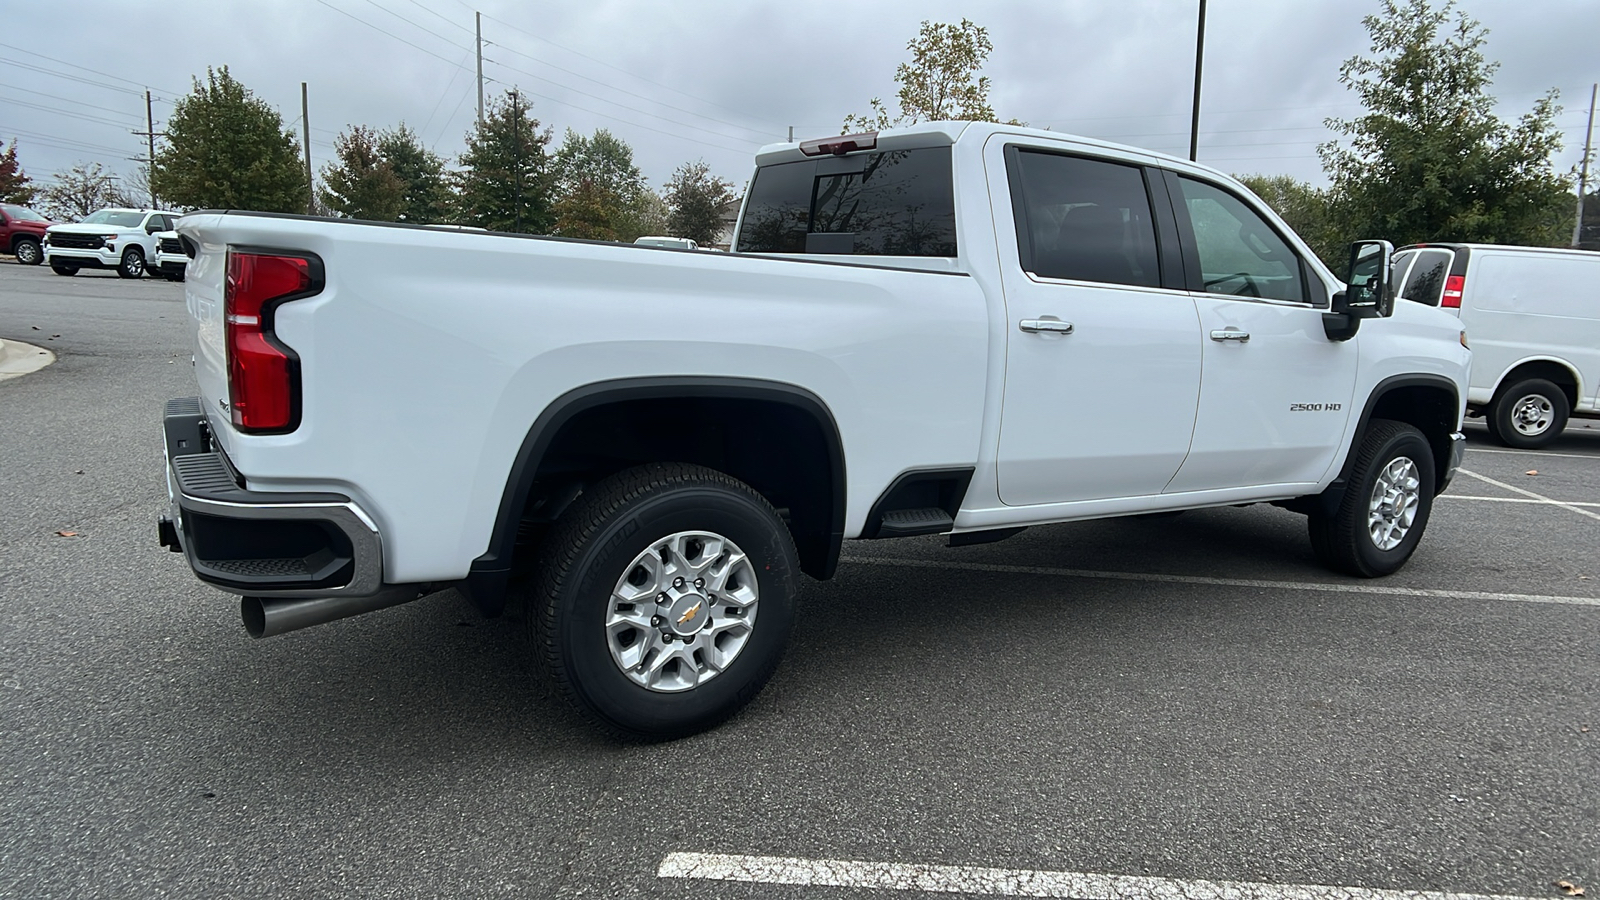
[{"x1": 3, "y1": 0, "x2": 1595, "y2": 204}]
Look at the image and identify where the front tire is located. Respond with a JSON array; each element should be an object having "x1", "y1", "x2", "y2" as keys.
[
  {"x1": 1309, "y1": 419, "x2": 1435, "y2": 577},
  {"x1": 527, "y1": 463, "x2": 799, "y2": 740},
  {"x1": 1487, "y1": 378, "x2": 1568, "y2": 449},
  {"x1": 13, "y1": 237, "x2": 41, "y2": 265},
  {"x1": 118, "y1": 247, "x2": 145, "y2": 279}
]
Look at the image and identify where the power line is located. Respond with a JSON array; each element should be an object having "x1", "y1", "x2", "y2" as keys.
[
  {"x1": 2, "y1": 127, "x2": 133, "y2": 158},
  {"x1": 312, "y1": 0, "x2": 478, "y2": 74},
  {"x1": 0, "y1": 97, "x2": 143, "y2": 129},
  {"x1": 480, "y1": 12, "x2": 785, "y2": 130},
  {"x1": 395, "y1": 0, "x2": 475, "y2": 36},
  {"x1": 0, "y1": 42, "x2": 184, "y2": 97},
  {"x1": 484, "y1": 57, "x2": 762, "y2": 147},
  {"x1": 0, "y1": 59, "x2": 150, "y2": 98},
  {"x1": 354, "y1": 0, "x2": 474, "y2": 54},
  {"x1": 0, "y1": 82, "x2": 145, "y2": 121},
  {"x1": 484, "y1": 39, "x2": 778, "y2": 140}
]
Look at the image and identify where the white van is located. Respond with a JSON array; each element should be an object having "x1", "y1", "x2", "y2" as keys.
[{"x1": 1395, "y1": 243, "x2": 1600, "y2": 448}]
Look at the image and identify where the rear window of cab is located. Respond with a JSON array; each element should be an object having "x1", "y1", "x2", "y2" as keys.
[{"x1": 735, "y1": 147, "x2": 957, "y2": 256}]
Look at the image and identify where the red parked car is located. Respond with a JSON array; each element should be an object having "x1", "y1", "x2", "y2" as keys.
[{"x1": 1, "y1": 203, "x2": 51, "y2": 265}]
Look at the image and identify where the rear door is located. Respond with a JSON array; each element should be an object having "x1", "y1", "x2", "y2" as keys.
[
  {"x1": 1162, "y1": 172, "x2": 1357, "y2": 493},
  {"x1": 989, "y1": 142, "x2": 1201, "y2": 505}
]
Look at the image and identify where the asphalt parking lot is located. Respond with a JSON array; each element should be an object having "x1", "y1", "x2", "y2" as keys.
[{"x1": 1, "y1": 261, "x2": 1595, "y2": 899}]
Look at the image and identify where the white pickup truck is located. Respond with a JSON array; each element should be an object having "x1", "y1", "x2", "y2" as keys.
[{"x1": 160, "y1": 122, "x2": 1470, "y2": 739}]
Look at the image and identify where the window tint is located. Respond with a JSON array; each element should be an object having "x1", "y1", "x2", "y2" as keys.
[
  {"x1": 1395, "y1": 248, "x2": 1453, "y2": 306},
  {"x1": 1176, "y1": 177, "x2": 1304, "y2": 303},
  {"x1": 1010, "y1": 151, "x2": 1160, "y2": 288},
  {"x1": 735, "y1": 147, "x2": 957, "y2": 256}
]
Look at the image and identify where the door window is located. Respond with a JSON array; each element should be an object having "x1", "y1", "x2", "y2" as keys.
[
  {"x1": 1176, "y1": 177, "x2": 1304, "y2": 303},
  {"x1": 1008, "y1": 151, "x2": 1160, "y2": 288}
]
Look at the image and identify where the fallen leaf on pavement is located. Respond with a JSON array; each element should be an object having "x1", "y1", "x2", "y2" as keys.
[
  {"x1": 1555, "y1": 880, "x2": 1584, "y2": 896},
  {"x1": 1526, "y1": 470, "x2": 1539, "y2": 476},
  {"x1": 30, "y1": 325, "x2": 39, "y2": 330},
  {"x1": 54, "y1": 531, "x2": 79, "y2": 537}
]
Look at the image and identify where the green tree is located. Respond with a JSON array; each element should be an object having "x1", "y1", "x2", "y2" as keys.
[
  {"x1": 37, "y1": 162, "x2": 124, "y2": 221},
  {"x1": 1319, "y1": 0, "x2": 1570, "y2": 248},
  {"x1": 0, "y1": 140, "x2": 36, "y2": 204},
  {"x1": 552, "y1": 178, "x2": 622, "y2": 241},
  {"x1": 843, "y1": 19, "x2": 1010, "y2": 131},
  {"x1": 454, "y1": 89, "x2": 553, "y2": 234},
  {"x1": 1236, "y1": 174, "x2": 1340, "y2": 267},
  {"x1": 320, "y1": 125, "x2": 405, "y2": 221},
  {"x1": 664, "y1": 160, "x2": 737, "y2": 245},
  {"x1": 377, "y1": 124, "x2": 449, "y2": 223},
  {"x1": 151, "y1": 67, "x2": 307, "y2": 213},
  {"x1": 551, "y1": 128, "x2": 661, "y2": 240}
]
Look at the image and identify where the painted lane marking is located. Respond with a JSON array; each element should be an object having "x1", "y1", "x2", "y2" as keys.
[
  {"x1": 1466, "y1": 447, "x2": 1600, "y2": 461},
  {"x1": 658, "y1": 851, "x2": 1544, "y2": 900},
  {"x1": 1442, "y1": 494, "x2": 1600, "y2": 507},
  {"x1": 1457, "y1": 468, "x2": 1600, "y2": 522},
  {"x1": 839, "y1": 556, "x2": 1600, "y2": 609}
]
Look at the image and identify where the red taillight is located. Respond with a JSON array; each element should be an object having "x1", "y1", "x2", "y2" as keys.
[
  {"x1": 225, "y1": 250, "x2": 316, "y2": 432},
  {"x1": 1441, "y1": 274, "x2": 1465, "y2": 308},
  {"x1": 799, "y1": 131, "x2": 878, "y2": 156}
]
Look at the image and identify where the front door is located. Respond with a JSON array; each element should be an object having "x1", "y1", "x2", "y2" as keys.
[
  {"x1": 991, "y1": 144, "x2": 1202, "y2": 506},
  {"x1": 1162, "y1": 174, "x2": 1357, "y2": 493}
]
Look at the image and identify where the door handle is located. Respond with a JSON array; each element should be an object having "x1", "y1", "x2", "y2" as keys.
[
  {"x1": 1020, "y1": 318, "x2": 1074, "y2": 335},
  {"x1": 1209, "y1": 328, "x2": 1250, "y2": 342}
]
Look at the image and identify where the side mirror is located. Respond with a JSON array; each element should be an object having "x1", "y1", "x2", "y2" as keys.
[
  {"x1": 1343, "y1": 239, "x2": 1394, "y2": 318},
  {"x1": 146, "y1": 224, "x2": 161, "y2": 234},
  {"x1": 1323, "y1": 239, "x2": 1395, "y2": 342}
]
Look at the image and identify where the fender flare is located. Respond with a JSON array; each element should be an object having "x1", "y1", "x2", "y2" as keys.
[
  {"x1": 464, "y1": 376, "x2": 847, "y2": 611},
  {"x1": 1292, "y1": 373, "x2": 1460, "y2": 518}
]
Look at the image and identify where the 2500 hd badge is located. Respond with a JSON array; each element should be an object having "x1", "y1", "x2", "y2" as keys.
[{"x1": 1289, "y1": 402, "x2": 1344, "y2": 412}]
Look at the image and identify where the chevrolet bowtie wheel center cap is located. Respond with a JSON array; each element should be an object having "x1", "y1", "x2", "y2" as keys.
[{"x1": 605, "y1": 530, "x2": 761, "y2": 693}]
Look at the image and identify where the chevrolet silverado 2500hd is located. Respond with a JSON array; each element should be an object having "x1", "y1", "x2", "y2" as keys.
[{"x1": 160, "y1": 122, "x2": 1470, "y2": 739}]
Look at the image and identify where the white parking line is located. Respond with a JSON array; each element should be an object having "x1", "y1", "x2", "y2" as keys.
[
  {"x1": 1457, "y1": 468, "x2": 1600, "y2": 521},
  {"x1": 659, "y1": 852, "x2": 1543, "y2": 900},
  {"x1": 1442, "y1": 494, "x2": 1600, "y2": 508},
  {"x1": 841, "y1": 556, "x2": 1600, "y2": 608},
  {"x1": 1466, "y1": 447, "x2": 1600, "y2": 461}
]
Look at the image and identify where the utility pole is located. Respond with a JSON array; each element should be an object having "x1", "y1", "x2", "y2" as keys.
[
  {"x1": 511, "y1": 90, "x2": 522, "y2": 233},
  {"x1": 144, "y1": 90, "x2": 156, "y2": 207},
  {"x1": 476, "y1": 11, "x2": 485, "y2": 126},
  {"x1": 788, "y1": 126, "x2": 794, "y2": 143},
  {"x1": 132, "y1": 89, "x2": 166, "y2": 208},
  {"x1": 1189, "y1": 0, "x2": 1207, "y2": 162},
  {"x1": 302, "y1": 82, "x2": 314, "y2": 215},
  {"x1": 1573, "y1": 82, "x2": 1596, "y2": 249}
]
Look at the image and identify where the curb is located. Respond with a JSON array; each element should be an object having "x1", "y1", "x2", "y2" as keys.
[{"x1": 0, "y1": 338, "x2": 57, "y2": 382}]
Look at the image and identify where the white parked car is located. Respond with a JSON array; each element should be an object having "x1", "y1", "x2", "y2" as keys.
[
  {"x1": 159, "y1": 122, "x2": 1470, "y2": 739},
  {"x1": 1394, "y1": 243, "x2": 1600, "y2": 448},
  {"x1": 152, "y1": 230, "x2": 188, "y2": 282},
  {"x1": 633, "y1": 235, "x2": 698, "y2": 250},
  {"x1": 44, "y1": 208, "x2": 183, "y2": 278}
]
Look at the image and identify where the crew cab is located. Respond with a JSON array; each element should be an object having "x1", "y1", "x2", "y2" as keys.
[
  {"x1": 45, "y1": 207, "x2": 182, "y2": 278},
  {"x1": 159, "y1": 122, "x2": 1471, "y2": 739}
]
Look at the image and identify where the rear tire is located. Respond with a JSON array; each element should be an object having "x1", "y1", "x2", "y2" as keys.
[
  {"x1": 1308, "y1": 419, "x2": 1435, "y2": 577},
  {"x1": 13, "y1": 237, "x2": 41, "y2": 265},
  {"x1": 525, "y1": 463, "x2": 799, "y2": 741},
  {"x1": 50, "y1": 264, "x2": 78, "y2": 276},
  {"x1": 1486, "y1": 378, "x2": 1568, "y2": 449}
]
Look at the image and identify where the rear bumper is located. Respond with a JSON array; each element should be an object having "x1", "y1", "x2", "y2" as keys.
[{"x1": 159, "y1": 397, "x2": 385, "y2": 598}]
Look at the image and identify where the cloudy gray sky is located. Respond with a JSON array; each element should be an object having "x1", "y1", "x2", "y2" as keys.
[{"x1": 3, "y1": 0, "x2": 1595, "y2": 202}]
